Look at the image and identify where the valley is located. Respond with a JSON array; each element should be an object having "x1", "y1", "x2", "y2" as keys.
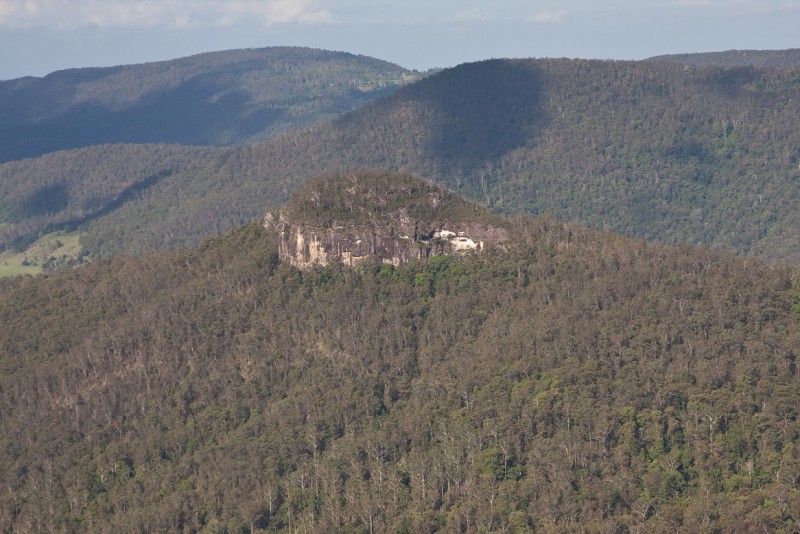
[{"x1": 3, "y1": 52, "x2": 799, "y2": 268}]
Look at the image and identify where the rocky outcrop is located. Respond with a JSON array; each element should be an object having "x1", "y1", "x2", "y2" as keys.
[
  {"x1": 265, "y1": 210, "x2": 507, "y2": 268},
  {"x1": 263, "y1": 171, "x2": 509, "y2": 269}
]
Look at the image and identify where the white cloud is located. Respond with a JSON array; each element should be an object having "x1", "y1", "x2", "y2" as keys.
[
  {"x1": 453, "y1": 8, "x2": 490, "y2": 23},
  {"x1": 0, "y1": 0, "x2": 333, "y2": 29},
  {"x1": 216, "y1": 0, "x2": 333, "y2": 27},
  {"x1": 525, "y1": 9, "x2": 568, "y2": 24},
  {"x1": 0, "y1": 0, "x2": 175, "y2": 28}
]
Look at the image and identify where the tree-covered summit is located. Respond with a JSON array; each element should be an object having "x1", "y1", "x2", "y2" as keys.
[
  {"x1": 4, "y1": 54, "x2": 800, "y2": 266},
  {"x1": 277, "y1": 170, "x2": 506, "y2": 228},
  {"x1": 1, "y1": 197, "x2": 799, "y2": 531},
  {"x1": 268, "y1": 171, "x2": 511, "y2": 268},
  {"x1": 0, "y1": 46, "x2": 420, "y2": 163},
  {"x1": 647, "y1": 48, "x2": 800, "y2": 68}
]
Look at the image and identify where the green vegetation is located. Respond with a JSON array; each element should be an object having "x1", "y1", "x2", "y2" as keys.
[
  {"x1": 0, "y1": 143, "x2": 217, "y2": 255},
  {"x1": 321, "y1": 59, "x2": 800, "y2": 262},
  {"x1": 3, "y1": 56, "x2": 800, "y2": 264},
  {"x1": 0, "y1": 230, "x2": 85, "y2": 277},
  {"x1": 0, "y1": 251, "x2": 39, "y2": 276},
  {"x1": 0, "y1": 46, "x2": 420, "y2": 163},
  {"x1": 281, "y1": 170, "x2": 506, "y2": 228},
  {"x1": 1, "y1": 173, "x2": 799, "y2": 531},
  {"x1": 648, "y1": 48, "x2": 800, "y2": 68}
]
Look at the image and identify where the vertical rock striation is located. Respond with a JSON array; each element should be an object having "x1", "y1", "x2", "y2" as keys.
[{"x1": 264, "y1": 170, "x2": 509, "y2": 268}]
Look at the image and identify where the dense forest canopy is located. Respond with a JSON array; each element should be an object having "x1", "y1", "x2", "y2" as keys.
[
  {"x1": 277, "y1": 170, "x2": 505, "y2": 228},
  {"x1": 323, "y1": 58, "x2": 800, "y2": 261},
  {"x1": 1, "y1": 171, "x2": 799, "y2": 532},
  {"x1": 0, "y1": 46, "x2": 419, "y2": 163},
  {"x1": 647, "y1": 49, "x2": 800, "y2": 68},
  {"x1": 2, "y1": 56, "x2": 799, "y2": 268}
]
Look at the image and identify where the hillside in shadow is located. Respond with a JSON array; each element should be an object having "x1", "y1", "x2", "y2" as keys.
[
  {"x1": 4, "y1": 56, "x2": 800, "y2": 264},
  {"x1": 0, "y1": 47, "x2": 417, "y2": 163}
]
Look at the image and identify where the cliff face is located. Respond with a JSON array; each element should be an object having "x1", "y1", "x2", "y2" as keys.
[
  {"x1": 266, "y1": 211, "x2": 507, "y2": 268},
  {"x1": 264, "y1": 171, "x2": 508, "y2": 268}
]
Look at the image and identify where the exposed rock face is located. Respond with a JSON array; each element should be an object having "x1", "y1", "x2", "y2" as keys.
[
  {"x1": 266, "y1": 212, "x2": 507, "y2": 268},
  {"x1": 264, "y1": 171, "x2": 508, "y2": 269}
]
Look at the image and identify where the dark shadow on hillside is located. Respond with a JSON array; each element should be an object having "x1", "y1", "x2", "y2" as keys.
[
  {"x1": 17, "y1": 183, "x2": 70, "y2": 218},
  {"x1": 0, "y1": 50, "x2": 413, "y2": 163},
  {"x1": 408, "y1": 60, "x2": 547, "y2": 168},
  {"x1": 0, "y1": 73, "x2": 282, "y2": 163},
  {"x1": 51, "y1": 73, "x2": 282, "y2": 144},
  {"x1": 6, "y1": 169, "x2": 175, "y2": 252},
  {"x1": 696, "y1": 66, "x2": 759, "y2": 98}
]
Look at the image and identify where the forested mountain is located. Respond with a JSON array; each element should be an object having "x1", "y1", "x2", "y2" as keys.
[
  {"x1": 1, "y1": 171, "x2": 799, "y2": 532},
  {"x1": 298, "y1": 58, "x2": 800, "y2": 262},
  {"x1": 648, "y1": 49, "x2": 800, "y2": 68},
  {"x1": 0, "y1": 47, "x2": 418, "y2": 163},
  {"x1": 3, "y1": 55, "x2": 800, "y2": 268},
  {"x1": 0, "y1": 143, "x2": 227, "y2": 256}
]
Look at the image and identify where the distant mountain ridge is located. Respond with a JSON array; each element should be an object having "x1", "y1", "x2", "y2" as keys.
[
  {"x1": 0, "y1": 46, "x2": 418, "y2": 163},
  {"x1": 3, "y1": 52, "x2": 800, "y2": 268},
  {"x1": 647, "y1": 48, "x2": 800, "y2": 68}
]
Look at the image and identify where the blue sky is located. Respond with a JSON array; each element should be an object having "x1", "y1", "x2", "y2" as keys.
[{"x1": 1, "y1": 0, "x2": 798, "y2": 79}]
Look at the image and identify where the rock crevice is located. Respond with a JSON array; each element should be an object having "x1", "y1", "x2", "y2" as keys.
[{"x1": 264, "y1": 171, "x2": 508, "y2": 269}]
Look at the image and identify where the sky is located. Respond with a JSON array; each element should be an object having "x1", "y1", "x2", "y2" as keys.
[{"x1": 0, "y1": 0, "x2": 798, "y2": 80}]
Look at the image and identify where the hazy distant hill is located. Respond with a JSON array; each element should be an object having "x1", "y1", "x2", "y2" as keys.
[
  {"x1": 648, "y1": 48, "x2": 800, "y2": 68},
  {"x1": 3, "y1": 55, "x2": 800, "y2": 266},
  {"x1": 2, "y1": 171, "x2": 799, "y2": 531},
  {"x1": 330, "y1": 58, "x2": 800, "y2": 262},
  {"x1": 0, "y1": 47, "x2": 418, "y2": 163}
]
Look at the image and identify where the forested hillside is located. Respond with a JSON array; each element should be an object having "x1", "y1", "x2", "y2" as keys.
[
  {"x1": 1, "y1": 171, "x2": 799, "y2": 532},
  {"x1": 3, "y1": 55, "x2": 800, "y2": 266},
  {"x1": 311, "y1": 58, "x2": 800, "y2": 262},
  {"x1": 0, "y1": 47, "x2": 418, "y2": 163},
  {"x1": 0, "y1": 144, "x2": 221, "y2": 253},
  {"x1": 648, "y1": 49, "x2": 800, "y2": 68}
]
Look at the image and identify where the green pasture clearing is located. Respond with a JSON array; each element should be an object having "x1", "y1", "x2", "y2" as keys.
[{"x1": 0, "y1": 231, "x2": 85, "y2": 278}]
